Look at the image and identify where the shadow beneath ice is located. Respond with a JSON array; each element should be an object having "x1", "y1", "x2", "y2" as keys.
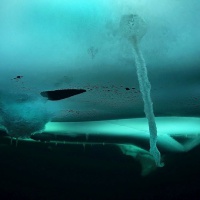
[{"x1": 0, "y1": 137, "x2": 199, "y2": 200}]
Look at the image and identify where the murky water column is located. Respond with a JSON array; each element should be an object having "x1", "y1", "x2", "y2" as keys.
[{"x1": 120, "y1": 14, "x2": 163, "y2": 167}]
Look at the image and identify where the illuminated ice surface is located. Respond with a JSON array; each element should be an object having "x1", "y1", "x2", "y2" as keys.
[{"x1": 0, "y1": 0, "x2": 200, "y2": 172}]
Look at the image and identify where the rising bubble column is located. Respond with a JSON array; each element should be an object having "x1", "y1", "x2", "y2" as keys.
[{"x1": 120, "y1": 14, "x2": 163, "y2": 167}]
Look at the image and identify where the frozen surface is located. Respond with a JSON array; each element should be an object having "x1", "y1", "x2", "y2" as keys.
[
  {"x1": 0, "y1": 0, "x2": 200, "y2": 166},
  {"x1": 0, "y1": 0, "x2": 200, "y2": 121}
]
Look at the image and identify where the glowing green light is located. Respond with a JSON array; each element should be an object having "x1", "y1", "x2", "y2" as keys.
[{"x1": 44, "y1": 117, "x2": 200, "y2": 152}]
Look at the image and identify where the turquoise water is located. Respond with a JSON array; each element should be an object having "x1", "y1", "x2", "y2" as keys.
[{"x1": 0, "y1": 1, "x2": 200, "y2": 199}]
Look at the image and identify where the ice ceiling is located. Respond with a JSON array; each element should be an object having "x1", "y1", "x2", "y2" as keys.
[{"x1": 0, "y1": 0, "x2": 200, "y2": 168}]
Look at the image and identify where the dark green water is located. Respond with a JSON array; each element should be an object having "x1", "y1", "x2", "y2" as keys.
[{"x1": 0, "y1": 137, "x2": 200, "y2": 200}]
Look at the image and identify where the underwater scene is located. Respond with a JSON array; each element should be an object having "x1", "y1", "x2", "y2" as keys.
[{"x1": 0, "y1": 0, "x2": 200, "y2": 199}]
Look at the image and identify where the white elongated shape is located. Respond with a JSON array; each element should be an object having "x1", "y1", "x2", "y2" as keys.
[{"x1": 120, "y1": 14, "x2": 163, "y2": 167}]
